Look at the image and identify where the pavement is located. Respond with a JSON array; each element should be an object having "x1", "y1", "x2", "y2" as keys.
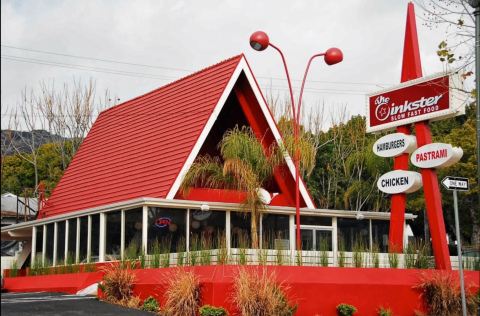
[{"x1": 1, "y1": 292, "x2": 156, "y2": 316}]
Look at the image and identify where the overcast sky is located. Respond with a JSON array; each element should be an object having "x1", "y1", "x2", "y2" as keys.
[{"x1": 0, "y1": 0, "x2": 473, "y2": 131}]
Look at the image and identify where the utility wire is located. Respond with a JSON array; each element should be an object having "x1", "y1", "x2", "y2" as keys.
[
  {"x1": 2, "y1": 55, "x2": 372, "y2": 95},
  {"x1": 1, "y1": 44, "x2": 193, "y2": 73},
  {"x1": 1, "y1": 44, "x2": 395, "y2": 86}
]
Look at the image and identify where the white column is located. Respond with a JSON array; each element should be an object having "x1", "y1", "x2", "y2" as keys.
[
  {"x1": 289, "y1": 214, "x2": 295, "y2": 264},
  {"x1": 65, "y1": 220, "x2": 69, "y2": 262},
  {"x1": 99, "y1": 213, "x2": 106, "y2": 262},
  {"x1": 76, "y1": 218, "x2": 80, "y2": 263},
  {"x1": 42, "y1": 225, "x2": 47, "y2": 265},
  {"x1": 332, "y1": 217, "x2": 338, "y2": 267},
  {"x1": 121, "y1": 210, "x2": 125, "y2": 259},
  {"x1": 87, "y1": 215, "x2": 92, "y2": 262},
  {"x1": 226, "y1": 210, "x2": 231, "y2": 253},
  {"x1": 53, "y1": 222, "x2": 58, "y2": 266},
  {"x1": 31, "y1": 226, "x2": 37, "y2": 266},
  {"x1": 142, "y1": 206, "x2": 148, "y2": 254}
]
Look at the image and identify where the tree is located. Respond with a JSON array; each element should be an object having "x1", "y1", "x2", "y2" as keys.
[
  {"x1": 414, "y1": 0, "x2": 475, "y2": 91},
  {"x1": 180, "y1": 125, "x2": 285, "y2": 249},
  {"x1": 36, "y1": 79, "x2": 116, "y2": 169},
  {"x1": 9, "y1": 88, "x2": 46, "y2": 189}
]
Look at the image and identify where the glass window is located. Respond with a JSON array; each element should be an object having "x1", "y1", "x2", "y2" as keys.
[
  {"x1": 79, "y1": 216, "x2": 88, "y2": 263},
  {"x1": 105, "y1": 210, "x2": 122, "y2": 260},
  {"x1": 91, "y1": 214, "x2": 100, "y2": 262},
  {"x1": 147, "y1": 207, "x2": 186, "y2": 254},
  {"x1": 45, "y1": 223, "x2": 54, "y2": 266},
  {"x1": 57, "y1": 221, "x2": 66, "y2": 264},
  {"x1": 189, "y1": 210, "x2": 226, "y2": 250},
  {"x1": 296, "y1": 216, "x2": 332, "y2": 226},
  {"x1": 316, "y1": 230, "x2": 333, "y2": 251},
  {"x1": 337, "y1": 217, "x2": 370, "y2": 252},
  {"x1": 67, "y1": 219, "x2": 77, "y2": 263},
  {"x1": 262, "y1": 213, "x2": 289, "y2": 250},
  {"x1": 35, "y1": 225, "x2": 43, "y2": 260},
  {"x1": 371, "y1": 219, "x2": 390, "y2": 253},
  {"x1": 230, "y1": 212, "x2": 252, "y2": 248},
  {"x1": 125, "y1": 208, "x2": 143, "y2": 257}
]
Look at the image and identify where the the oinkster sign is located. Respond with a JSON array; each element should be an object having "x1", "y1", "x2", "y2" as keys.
[{"x1": 366, "y1": 72, "x2": 465, "y2": 133}]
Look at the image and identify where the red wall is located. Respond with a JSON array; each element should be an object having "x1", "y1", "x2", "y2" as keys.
[{"x1": 4, "y1": 266, "x2": 479, "y2": 316}]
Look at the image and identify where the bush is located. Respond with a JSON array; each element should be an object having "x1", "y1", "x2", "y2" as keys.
[
  {"x1": 232, "y1": 266, "x2": 297, "y2": 316},
  {"x1": 414, "y1": 271, "x2": 479, "y2": 316},
  {"x1": 99, "y1": 258, "x2": 137, "y2": 305},
  {"x1": 141, "y1": 296, "x2": 160, "y2": 312},
  {"x1": 377, "y1": 306, "x2": 392, "y2": 316},
  {"x1": 199, "y1": 304, "x2": 228, "y2": 316},
  {"x1": 337, "y1": 303, "x2": 357, "y2": 316},
  {"x1": 164, "y1": 268, "x2": 203, "y2": 316}
]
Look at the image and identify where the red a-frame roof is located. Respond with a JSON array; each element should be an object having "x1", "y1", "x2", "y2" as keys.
[{"x1": 40, "y1": 55, "x2": 315, "y2": 219}]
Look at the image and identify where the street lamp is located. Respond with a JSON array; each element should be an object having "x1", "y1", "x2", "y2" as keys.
[{"x1": 249, "y1": 31, "x2": 343, "y2": 250}]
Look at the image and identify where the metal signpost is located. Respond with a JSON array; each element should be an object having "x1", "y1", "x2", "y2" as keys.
[{"x1": 441, "y1": 176, "x2": 470, "y2": 316}]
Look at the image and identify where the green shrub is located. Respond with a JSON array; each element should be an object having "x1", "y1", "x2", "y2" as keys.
[
  {"x1": 377, "y1": 305, "x2": 392, "y2": 316},
  {"x1": 199, "y1": 304, "x2": 228, "y2": 316},
  {"x1": 141, "y1": 296, "x2": 160, "y2": 312},
  {"x1": 337, "y1": 303, "x2": 357, "y2": 316}
]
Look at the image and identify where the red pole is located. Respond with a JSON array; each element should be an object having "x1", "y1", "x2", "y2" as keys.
[
  {"x1": 389, "y1": 2, "x2": 423, "y2": 254},
  {"x1": 388, "y1": 3, "x2": 451, "y2": 269}
]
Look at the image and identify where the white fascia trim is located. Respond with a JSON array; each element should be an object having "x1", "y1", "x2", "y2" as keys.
[
  {"x1": 0, "y1": 196, "x2": 417, "y2": 232},
  {"x1": 166, "y1": 56, "x2": 315, "y2": 209},
  {"x1": 241, "y1": 59, "x2": 315, "y2": 209},
  {"x1": 166, "y1": 58, "x2": 247, "y2": 200}
]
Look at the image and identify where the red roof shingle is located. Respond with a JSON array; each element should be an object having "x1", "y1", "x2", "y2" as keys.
[{"x1": 41, "y1": 55, "x2": 244, "y2": 218}]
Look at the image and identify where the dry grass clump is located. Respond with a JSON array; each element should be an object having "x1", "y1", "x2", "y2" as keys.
[
  {"x1": 99, "y1": 258, "x2": 138, "y2": 306},
  {"x1": 232, "y1": 266, "x2": 298, "y2": 316},
  {"x1": 163, "y1": 268, "x2": 203, "y2": 316},
  {"x1": 414, "y1": 271, "x2": 479, "y2": 316}
]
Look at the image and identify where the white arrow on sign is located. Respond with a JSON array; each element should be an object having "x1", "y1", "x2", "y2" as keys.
[{"x1": 441, "y1": 176, "x2": 470, "y2": 191}]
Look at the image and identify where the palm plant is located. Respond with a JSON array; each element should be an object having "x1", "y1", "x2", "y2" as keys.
[{"x1": 180, "y1": 125, "x2": 287, "y2": 249}]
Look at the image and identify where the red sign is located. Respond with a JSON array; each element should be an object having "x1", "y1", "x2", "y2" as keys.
[{"x1": 366, "y1": 73, "x2": 465, "y2": 133}]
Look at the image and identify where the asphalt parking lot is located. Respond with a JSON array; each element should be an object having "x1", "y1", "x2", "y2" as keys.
[{"x1": 1, "y1": 292, "x2": 154, "y2": 316}]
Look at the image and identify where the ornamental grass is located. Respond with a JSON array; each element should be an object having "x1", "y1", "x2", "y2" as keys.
[
  {"x1": 163, "y1": 268, "x2": 203, "y2": 316},
  {"x1": 414, "y1": 270, "x2": 479, "y2": 316},
  {"x1": 99, "y1": 256, "x2": 138, "y2": 306},
  {"x1": 232, "y1": 266, "x2": 297, "y2": 316}
]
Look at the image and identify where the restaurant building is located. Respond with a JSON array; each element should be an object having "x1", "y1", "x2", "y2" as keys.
[{"x1": 1, "y1": 55, "x2": 415, "y2": 269}]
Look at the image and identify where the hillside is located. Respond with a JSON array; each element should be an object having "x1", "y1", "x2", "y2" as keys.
[{"x1": 1, "y1": 130, "x2": 67, "y2": 156}]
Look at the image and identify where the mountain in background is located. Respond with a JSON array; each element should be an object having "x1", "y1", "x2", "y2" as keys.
[{"x1": 1, "y1": 130, "x2": 67, "y2": 156}]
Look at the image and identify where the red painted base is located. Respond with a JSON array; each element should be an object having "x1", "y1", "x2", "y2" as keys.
[
  {"x1": 4, "y1": 266, "x2": 479, "y2": 316},
  {"x1": 3, "y1": 272, "x2": 103, "y2": 294}
]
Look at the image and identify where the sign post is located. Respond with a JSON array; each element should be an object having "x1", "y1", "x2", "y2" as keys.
[{"x1": 441, "y1": 176, "x2": 470, "y2": 316}]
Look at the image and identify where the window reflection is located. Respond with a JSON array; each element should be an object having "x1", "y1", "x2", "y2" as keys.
[{"x1": 147, "y1": 207, "x2": 186, "y2": 254}]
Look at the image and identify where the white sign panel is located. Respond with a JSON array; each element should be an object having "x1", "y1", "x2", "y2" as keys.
[
  {"x1": 411, "y1": 143, "x2": 463, "y2": 169},
  {"x1": 373, "y1": 133, "x2": 417, "y2": 158},
  {"x1": 377, "y1": 170, "x2": 423, "y2": 194}
]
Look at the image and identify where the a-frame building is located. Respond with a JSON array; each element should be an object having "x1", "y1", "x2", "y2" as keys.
[
  {"x1": 39, "y1": 54, "x2": 314, "y2": 220},
  {"x1": 1, "y1": 55, "x2": 414, "y2": 268}
]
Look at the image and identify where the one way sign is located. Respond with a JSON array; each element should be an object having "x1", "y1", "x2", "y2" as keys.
[{"x1": 441, "y1": 176, "x2": 470, "y2": 191}]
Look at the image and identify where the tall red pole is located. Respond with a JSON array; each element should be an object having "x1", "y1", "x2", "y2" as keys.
[{"x1": 389, "y1": 3, "x2": 451, "y2": 270}]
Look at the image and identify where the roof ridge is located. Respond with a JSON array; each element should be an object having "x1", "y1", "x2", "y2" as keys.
[{"x1": 101, "y1": 54, "x2": 244, "y2": 115}]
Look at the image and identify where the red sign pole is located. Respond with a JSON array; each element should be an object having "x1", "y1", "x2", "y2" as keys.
[
  {"x1": 388, "y1": 2, "x2": 420, "y2": 254},
  {"x1": 388, "y1": 3, "x2": 451, "y2": 270}
]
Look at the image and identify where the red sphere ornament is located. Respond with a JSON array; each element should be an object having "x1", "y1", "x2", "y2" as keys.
[
  {"x1": 324, "y1": 48, "x2": 343, "y2": 65},
  {"x1": 250, "y1": 31, "x2": 270, "y2": 51}
]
